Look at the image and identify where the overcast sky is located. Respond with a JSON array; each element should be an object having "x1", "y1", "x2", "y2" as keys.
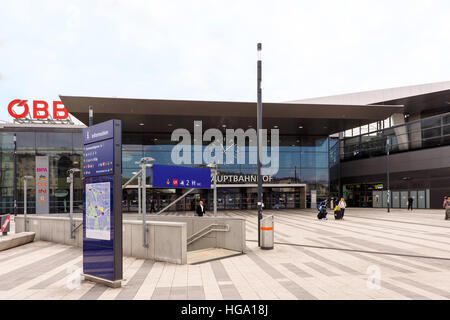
[{"x1": 1, "y1": 0, "x2": 449, "y2": 122}]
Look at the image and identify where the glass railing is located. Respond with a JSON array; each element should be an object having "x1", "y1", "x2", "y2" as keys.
[{"x1": 341, "y1": 112, "x2": 450, "y2": 161}]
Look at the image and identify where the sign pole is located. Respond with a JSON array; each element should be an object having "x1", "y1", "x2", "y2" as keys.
[
  {"x1": 13, "y1": 134, "x2": 17, "y2": 217},
  {"x1": 257, "y1": 43, "x2": 263, "y2": 247},
  {"x1": 142, "y1": 163, "x2": 147, "y2": 248},
  {"x1": 386, "y1": 137, "x2": 390, "y2": 213},
  {"x1": 24, "y1": 178, "x2": 27, "y2": 232}
]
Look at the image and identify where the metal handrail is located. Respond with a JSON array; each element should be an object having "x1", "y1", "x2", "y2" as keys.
[{"x1": 187, "y1": 223, "x2": 229, "y2": 246}]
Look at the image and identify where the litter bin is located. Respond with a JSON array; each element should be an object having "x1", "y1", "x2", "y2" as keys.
[
  {"x1": 1, "y1": 214, "x2": 11, "y2": 235},
  {"x1": 260, "y1": 215, "x2": 274, "y2": 250}
]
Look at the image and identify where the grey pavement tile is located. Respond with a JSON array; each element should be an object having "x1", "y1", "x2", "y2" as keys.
[
  {"x1": 151, "y1": 287, "x2": 171, "y2": 300},
  {"x1": 169, "y1": 286, "x2": 188, "y2": 300},
  {"x1": 218, "y1": 284, "x2": 241, "y2": 300},
  {"x1": 281, "y1": 263, "x2": 314, "y2": 278},
  {"x1": 294, "y1": 246, "x2": 362, "y2": 275},
  {"x1": 381, "y1": 281, "x2": 431, "y2": 300},
  {"x1": 247, "y1": 252, "x2": 317, "y2": 299},
  {"x1": 278, "y1": 280, "x2": 317, "y2": 300},
  {"x1": 246, "y1": 252, "x2": 285, "y2": 280},
  {"x1": 0, "y1": 242, "x2": 54, "y2": 264},
  {"x1": 304, "y1": 261, "x2": 339, "y2": 277},
  {"x1": 187, "y1": 286, "x2": 205, "y2": 300},
  {"x1": 410, "y1": 256, "x2": 450, "y2": 270},
  {"x1": 309, "y1": 236, "x2": 438, "y2": 272},
  {"x1": 392, "y1": 277, "x2": 450, "y2": 299},
  {"x1": 210, "y1": 260, "x2": 231, "y2": 282},
  {"x1": 313, "y1": 237, "x2": 416, "y2": 274},
  {"x1": 80, "y1": 283, "x2": 108, "y2": 300},
  {"x1": 31, "y1": 261, "x2": 82, "y2": 290},
  {"x1": 0, "y1": 247, "x2": 81, "y2": 291},
  {"x1": 116, "y1": 260, "x2": 154, "y2": 300}
]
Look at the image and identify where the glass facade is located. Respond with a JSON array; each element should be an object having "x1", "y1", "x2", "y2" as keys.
[
  {"x1": 0, "y1": 127, "x2": 333, "y2": 213},
  {"x1": 122, "y1": 135, "x2": 331, "y2": 210},
  {"x1": 341, "y1": 112, "x2": 450, "y2": 161},
  {"x1": 0, "y1": 130, "x2": 83, "y2": 214}
]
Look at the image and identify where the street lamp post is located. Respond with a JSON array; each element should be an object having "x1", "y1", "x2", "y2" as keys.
[
  {"x1": 257, "y1": 43, "x2": 263, "y2": 247},
  {"x1": 23, "y1": 176, "x2": 34, "y2": 232},
  {"x1": 89, "y1": 105, "x2": 93, "y2": 127},
  {"x1": 137, "y1": 157, "x2": 154, "y2": 248},
  {"x1": 386, "y1": 137, "x2": 390, "y2": 213},
  {"x1": 67, "y1": 168, "x2": 80, "y2": 239},
  {"x1": 137, "y1": 175, "x2": 141, "y2": 215},
  {"x1": 13, "y1": 133, "x2": 17, "y2": 217}
]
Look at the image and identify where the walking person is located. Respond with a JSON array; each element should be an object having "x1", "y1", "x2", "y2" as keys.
[
  {"x1": 196, "y1": 200, "x2": 206, "y2": 217},
  {"x1": 443, "y1": 196, "x2": 450, "y2": 220},
  {"x1": 338, "y1": 197, "x2": 347, "y2": 220},
  {"x1": 407, "y1": 195, "x2": 414, "y2": 211}
]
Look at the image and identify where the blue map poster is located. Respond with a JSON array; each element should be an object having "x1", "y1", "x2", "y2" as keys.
[{"x1": 85, "y1": 181, "x2": 111, "y2": 240}]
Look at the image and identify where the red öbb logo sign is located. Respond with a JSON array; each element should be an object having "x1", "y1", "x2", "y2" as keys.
[{"x1": 8, "y1": 99, "x2": 69, "y2": 119}]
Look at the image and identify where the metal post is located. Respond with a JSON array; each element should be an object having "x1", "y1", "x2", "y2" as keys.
[
  {"x1": 137, "y1": 176, "x2": 141, "y2": 215},
  {"x1": 89, "y1": 105, "x2": 93, "y2": 127},
  {"x1": 386, "y1": 137, "x2": 390, "y2": 213},
  {"x1": 67, "y1": 168, "x2": 80, "y2": 239},
  {"x1": 257, "y1": 42, "x2": 263, "y2": 247},
  {"x1": 13, "y1": 133, "x2": 17, "y2": 217},
  {"x1": 213, "y1": 168, "x2": 217, "y2": 217},
  {"x1": 24, "y1": 178, "x2": 27, "y2": 231},
  {"x1": 141, "y1": 164, "x2": 147, "y2": 247},
  {"x1": 69, "y1": 171, "x2": 73, "y2": 238}
]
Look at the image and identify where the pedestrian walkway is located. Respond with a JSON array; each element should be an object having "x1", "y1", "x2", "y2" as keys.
[{"x1": 1, "y1": 208, "x2": 449, "y2": 300}]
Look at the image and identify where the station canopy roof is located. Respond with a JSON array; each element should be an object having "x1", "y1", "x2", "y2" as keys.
[{"x1": 60, "y1": 95, "x2": 403, "y2": 136}]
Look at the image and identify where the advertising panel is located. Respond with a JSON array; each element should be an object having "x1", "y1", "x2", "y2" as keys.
[{"x1": 35, "y1": 155, "x2": 49, "y2": 214}]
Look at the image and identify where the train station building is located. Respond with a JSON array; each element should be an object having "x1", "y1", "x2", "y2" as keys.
[{"x1": 1, "y1": 81, "x2": 449, "y2": 213}]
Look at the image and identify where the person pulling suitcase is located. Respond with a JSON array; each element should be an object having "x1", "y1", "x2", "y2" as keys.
[
  {"x1": 317, "y1": 199, "x2": 328, "y2": 220},
  {"x1": 337, "y1": 198, "x2": 347, "y2": 220}
]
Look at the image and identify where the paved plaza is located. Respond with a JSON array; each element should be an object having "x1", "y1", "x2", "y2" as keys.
[{"x1": 1, "y1": 208, "x2": 450, "y2": 300}]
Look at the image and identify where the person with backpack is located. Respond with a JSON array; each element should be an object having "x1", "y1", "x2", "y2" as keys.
[
  {"x1": 317, "y1": 199, "x2": 328, "y2": 220},
  {"x1": 407, "y1": 196, "x2": 414, "y2": 211},
  {"x1": 443, "y1": 196, "x2": 450, "y2": 220}
]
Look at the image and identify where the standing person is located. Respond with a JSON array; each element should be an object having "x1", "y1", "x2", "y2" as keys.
[
  {"x1": 407, "y1": 195, "x2": 414, "y2": 211},
  {"x1": 150, "y1": 199, "x2": 156, "y2": 213},
  {"x1": 196, "y1": 200, "x2": 206, "y2": 217},
  {"x1": 317, "y1": 199, "x2": 328, "y2": 220},
  {"x1": 338, "y1": 197, "x2": 347, "y2": 219},
  {"x1": 443, "y1": 196, "x2": 450, "y2": 220},
  {"x1": 330, "y1": 198, "x2": 334, "y2": 210}
]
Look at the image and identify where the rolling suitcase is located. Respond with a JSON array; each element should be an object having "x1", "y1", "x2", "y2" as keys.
[{"x1": 334, "y1": 208, "x2": 343, "y2": 220}]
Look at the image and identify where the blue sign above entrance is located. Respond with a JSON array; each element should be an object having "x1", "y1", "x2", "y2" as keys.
[{"x1": 152, "y1": 164, "x2": 211, "y2": 189}]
